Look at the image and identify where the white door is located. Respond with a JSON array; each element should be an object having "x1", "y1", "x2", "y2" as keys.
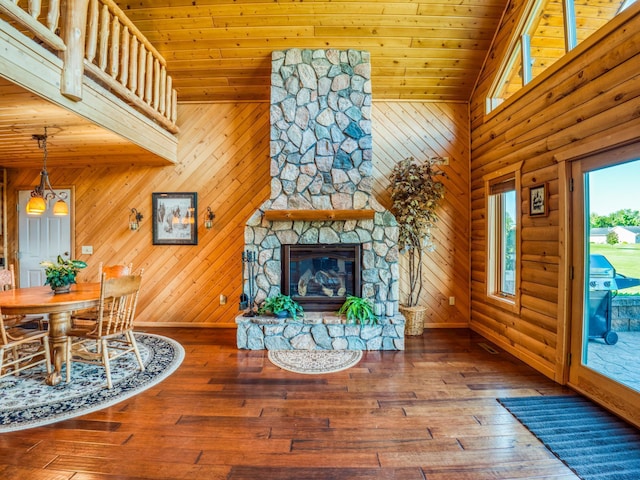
[{"x1": 17, "y1": 189, "x2": 72, "y2": 287}]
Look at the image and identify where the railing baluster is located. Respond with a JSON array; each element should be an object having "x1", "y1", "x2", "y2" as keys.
[
  {"x1": 153, "y1": 58, "x2": 160, "y2": 109},
  {"x1": 171, "y1": 90, "x2": 177, "y2": 124},
  {"x1": 98, "y1": 4, "x2": 109, "y2": 72},
  {"x1": 119, "y1": 27, "x2": 129, "y2": 86},
  {"x1": 165, "y1": 75, "x2": 172, "y2": 121},
  {"x1": 144, "y1": 50, "x2": 152, "y2": 105},
  {"x1": 85, "y1": 0, "x2": 98, "y2": 63},
  {"x1": 137, "y1": 43, "x2": 146, "y2": 99},
  {"x1": 28, "y1": 0, "x2": 40, "y2": 18},
  {"x1": 129, "y1": 36, "x2": 138, "y2": 92},
  {"x1": 47, "y1": 0, "x2": 60, "y2": 32},
  {"x1": 159, "y1": 65, "x2": 166, "y2": 115},
  {"x1": 109, "y1": 16, "x2": 120, "y2": 78}
]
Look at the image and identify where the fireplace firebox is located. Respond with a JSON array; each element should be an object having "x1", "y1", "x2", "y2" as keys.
[{"x1": 281, "y1": 244, "x2": 362, "y2": 311}]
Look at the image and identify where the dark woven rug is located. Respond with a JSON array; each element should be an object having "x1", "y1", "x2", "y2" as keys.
[
  {"x1": 498, "y1": 395, "x2": 640, "y2": 480},
  {"x1": 0, "y1": 333, "x2": 184, "y2": 432}
]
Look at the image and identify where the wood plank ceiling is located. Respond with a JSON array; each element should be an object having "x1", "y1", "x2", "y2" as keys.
[
  {"x1": 116, "y1": 0, "x2": 509, "y2": 103},
  {"x1": 1, "y1": 0, "x2": 511, "y2": 167}
]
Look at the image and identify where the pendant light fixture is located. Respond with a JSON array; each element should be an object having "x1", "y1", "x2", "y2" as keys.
[{"x1": 26, "y1": 128, "x2": 68, "y2": 216}]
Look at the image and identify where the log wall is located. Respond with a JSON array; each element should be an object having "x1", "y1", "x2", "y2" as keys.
[
  {"x1": 7, "y1": 101, "x2": 470, "y2": 328},
  {"x1": 470, "y1": 1, "x2": 640, "y2": 380}
]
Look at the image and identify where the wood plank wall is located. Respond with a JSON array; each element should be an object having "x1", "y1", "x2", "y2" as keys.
[
  {"x1": 469, "y1": 1, "x2": 640, "y2": 380},
  {"x1": 6, "y1": 101, "x2": 469, "y2": 328},
  {"x1": 371, "y1": 103, "x2": 470, "y2": 328}
]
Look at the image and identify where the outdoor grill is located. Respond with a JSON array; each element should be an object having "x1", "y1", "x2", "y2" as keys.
[{"x1": 588, "y1": 254, "x2": 640, "y2": 345}]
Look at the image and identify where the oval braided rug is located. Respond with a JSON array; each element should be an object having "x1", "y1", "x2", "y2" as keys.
[{"x1": 268, "y1": 349, "x2": 363, "y2": 374}]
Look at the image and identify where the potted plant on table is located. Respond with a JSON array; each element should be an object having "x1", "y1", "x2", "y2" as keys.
[
  {"x1": 337, "y1": 295, "x2": 378, "y2": 325},
  {"x1": 41, "y1": 255, "x2": 88, "y2": 294},
  {"x1": 388, "y1": 156, "x2": 446, "y2": 335},
  {"x1": 258, "y1": 293, "x2": 304, "y2": 320}
]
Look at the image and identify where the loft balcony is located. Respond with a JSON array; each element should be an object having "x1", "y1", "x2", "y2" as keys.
[{"x1": 0, "y1": 0, "x2": 178, "y2": 163}]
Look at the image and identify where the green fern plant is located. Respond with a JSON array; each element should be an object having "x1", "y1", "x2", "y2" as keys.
[
  {"x1": 258, "y1": 293, "x2": 304, "y2": 320},
  {"x1": 338, "y1": 296, "x2": 378, "y2": 325}
]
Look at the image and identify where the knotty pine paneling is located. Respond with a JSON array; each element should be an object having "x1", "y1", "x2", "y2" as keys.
[
  {"x1": 470, "y1": 2, "x2": 640, "y2": 380},
  {"x1": 7, "y1": 101, "x2": 470, "y2": 328},
  {"x1": 372, "y1": 103, "x2": 470, "y2": 328}
]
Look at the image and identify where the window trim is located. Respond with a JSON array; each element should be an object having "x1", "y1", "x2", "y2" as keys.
[{"x1": 483, "y1": 162, "x2": 523, "y2": 313}]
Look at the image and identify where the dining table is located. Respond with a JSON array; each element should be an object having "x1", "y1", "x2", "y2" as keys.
[{"x1": 0, "y1": 282, "x2": 101, "y2": 385}]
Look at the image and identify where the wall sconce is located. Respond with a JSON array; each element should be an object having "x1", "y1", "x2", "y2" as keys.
[
  {"x1": 129, "y1": 208, "x2": 143, "y2": 231},
  {"x1": 204, "y1": 206, "x2": 215, "y2": 229}
]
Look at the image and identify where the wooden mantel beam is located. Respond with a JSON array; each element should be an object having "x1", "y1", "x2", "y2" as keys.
[{"x1": 263, "y1": 210, "x2": 376, "y2": 222}]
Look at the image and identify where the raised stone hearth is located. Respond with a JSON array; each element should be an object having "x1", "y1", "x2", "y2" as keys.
[{"x1": 236, "y1": 312, "x2": 405, "y2": 350}]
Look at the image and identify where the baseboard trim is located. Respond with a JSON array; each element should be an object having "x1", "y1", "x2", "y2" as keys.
[
  {"x1": 136, "y1": 322, "x2": 469, "y2": 329},
  {"x1": 136, "y1": 322, "x2": 236, "y2": 328}
]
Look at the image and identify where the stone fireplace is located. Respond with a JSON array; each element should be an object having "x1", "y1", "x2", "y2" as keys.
[
  {"x1": 243, "y1": 48, "x2": 400, "y2": 313},
  {"x1": 282, "y1": 243, "x2": 362, "y2": 311}
]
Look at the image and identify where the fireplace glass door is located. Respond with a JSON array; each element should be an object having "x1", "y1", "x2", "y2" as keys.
[{"x1": 282, "y1": 244, "x2": 361, "y2": 311}]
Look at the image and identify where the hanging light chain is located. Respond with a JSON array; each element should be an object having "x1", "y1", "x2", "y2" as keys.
[{"x1": 31, "y1": 128, "x2": 68, "y2": 203}]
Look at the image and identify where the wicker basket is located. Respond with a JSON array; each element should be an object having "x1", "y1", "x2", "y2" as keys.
[{"x1": 399, "y1": 305, "x2": 426, "y2": 336}]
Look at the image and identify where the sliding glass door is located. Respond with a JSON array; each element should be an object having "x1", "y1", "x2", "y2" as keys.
[{"x1": 569, "y1": 149, "x2": 640, "y2": 425}]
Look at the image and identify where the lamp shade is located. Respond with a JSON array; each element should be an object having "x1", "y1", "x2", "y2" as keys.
[
  {"x1": 26, "y1": 196, "x2": 46, "y2": 215},
  {"x1": 52, "y1": 199, "x2": 69, "y2": 216}
]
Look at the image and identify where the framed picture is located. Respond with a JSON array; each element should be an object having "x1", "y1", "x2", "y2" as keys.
[
  {"x1": 529, "y1": 183, "x2": 548, "y2": 217},
  {"x1": 152, "y1": 192, "x2": 198, "y2": 245}
]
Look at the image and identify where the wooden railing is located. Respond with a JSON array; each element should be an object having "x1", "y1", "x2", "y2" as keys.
[{"x1": 0, "y1": 0, "x2": 178, "y2": 134}]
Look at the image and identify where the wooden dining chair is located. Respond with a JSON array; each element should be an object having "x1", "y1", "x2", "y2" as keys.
[
  {"x1": 0, "y1": 265, "x2": 45, "y2": 330},
  {"x1": 0, "y1": 307, "x2": 51, "y2": 379},
  {"x1": 65, "y1": 272, "x2": 144, "y2": 389},
  {"x1": 71, "y1": 262, "x2": 133, "y2": 325}
]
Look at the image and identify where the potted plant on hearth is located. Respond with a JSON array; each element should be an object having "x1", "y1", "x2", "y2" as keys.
[
  {"x1": 258, "y1": 293, "x2": 304, "y2": 320},
  {"x1": 388, "y1": 156, "x2": 446, "y2": 335},
  {"x1": 337, "y1": 296, "x2": 378, "y2": 325},
  {"x1": 41, "y1": 255, "x2": 88, "y2": 294}
]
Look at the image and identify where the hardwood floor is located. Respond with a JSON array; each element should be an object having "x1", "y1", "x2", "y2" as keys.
[{"x1": 0, "y1": 328, "x2": 579, "y2": 479}]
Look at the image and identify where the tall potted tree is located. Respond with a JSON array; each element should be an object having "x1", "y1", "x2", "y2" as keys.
[{"x1": 389, "y1": 156, "x2": 446, "y2": 335}]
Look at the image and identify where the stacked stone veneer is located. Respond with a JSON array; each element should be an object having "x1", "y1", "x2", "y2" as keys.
[
  {"x1": 269, "y1": 48, "x2": 373, "y2": 210},
  {"x1": 246, "y1": 210, "x2": 399, "y2": 308},
  {"x1": 612, "y1": 296, "x2": 640, "y2": 331},
  {"x1": 236, "y1": 312, "x2": 405, "y2": 350},
  {"x1": 244, "y1": 48, "x2": 400, "y2": 312}
]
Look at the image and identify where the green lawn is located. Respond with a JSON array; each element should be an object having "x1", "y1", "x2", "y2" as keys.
[{"x1": 589, "y1": 243, "x2": 640, "y2": 294}]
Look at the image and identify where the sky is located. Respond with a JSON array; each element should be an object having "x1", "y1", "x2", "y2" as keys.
[{"x1": 588, "y1": 160, "x2": 640, "y2": 216}]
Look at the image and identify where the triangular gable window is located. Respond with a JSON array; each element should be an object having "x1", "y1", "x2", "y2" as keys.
[{"x1": 486, "y1": 0, "x2": 637, "y2": 114}]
